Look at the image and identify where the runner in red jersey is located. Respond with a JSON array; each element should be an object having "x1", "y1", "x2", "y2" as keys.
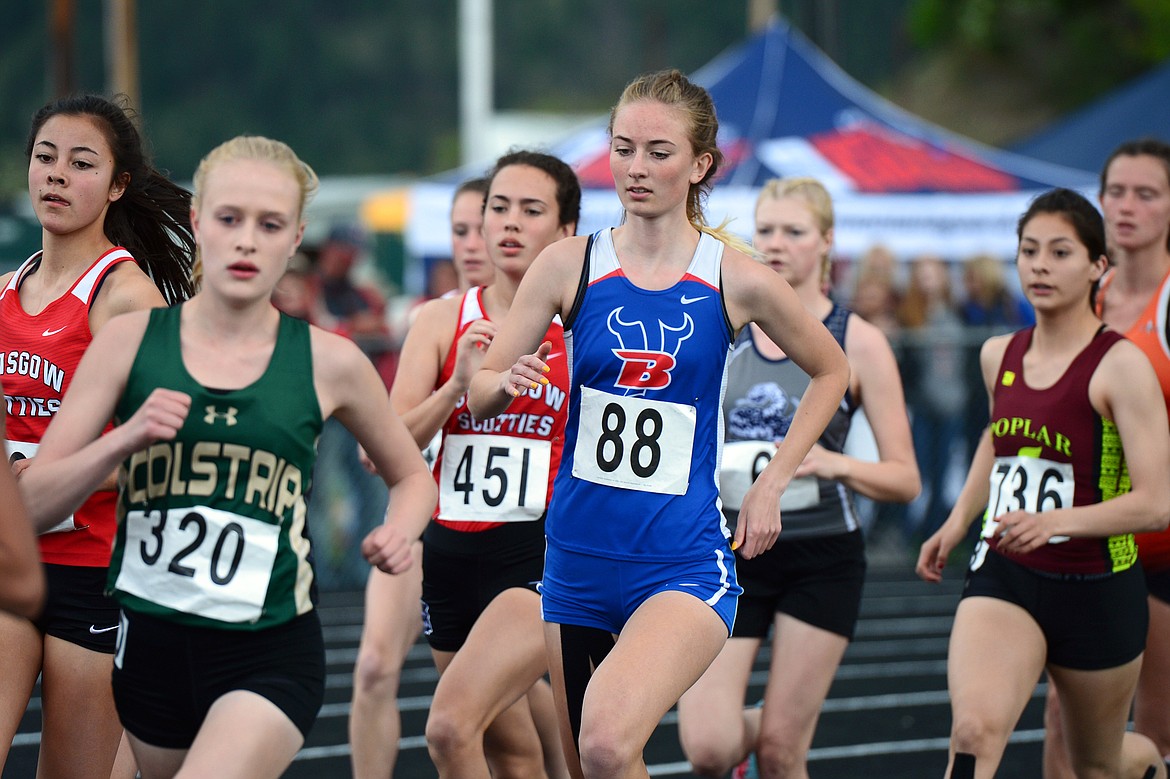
[
  {"x1": 349, "y1": 179, "x2": 492, "y2": 778},
  {"x1": 391, "y1": 152, "x2": 578, "y2": 778},
  {"x1": 0, "y1": 95, "x2": 193, "y2": 779},
  {"x1": 918, "y1": 188, "x2": 1169, "y2": 779},
  {"x1": 1045, "y1": 139, "x2": 1170, "y2": 777}
]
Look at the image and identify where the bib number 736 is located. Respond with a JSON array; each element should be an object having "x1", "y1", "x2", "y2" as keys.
[
  {"x1": 982, "y1": 455, "x2": 1072, "y2": 542},
  {"x1": 114, "y1": 505, "x2": 280, "y2": 623}
]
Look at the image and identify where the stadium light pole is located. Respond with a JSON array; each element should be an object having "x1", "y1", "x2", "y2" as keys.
[
  {"x1": 104, "y1": 0, "x2": 141, "y2": 112},
  {"x1": 459, "y1": 0, "x2": 493, "y2": 168},
  {"x1": 48, "y1": 0, "x2": 75, "y2": 97},
  {"x1": 748, "y1": 0, "x2": 777, "y2": 32}
]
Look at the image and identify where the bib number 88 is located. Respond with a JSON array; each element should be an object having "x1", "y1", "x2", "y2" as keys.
[
  {"x1": 596, "y1": 403, "x2": 662, "y2": 478},
  {"x1": 572, "y1": 386, "x2": 694, "y2": 495}
]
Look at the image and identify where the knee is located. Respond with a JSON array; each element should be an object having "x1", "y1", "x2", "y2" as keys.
[
  {"x1": 756, "y1": 733, "x2": 803, "y2": 778},
  {"x1": 950, "y1": 714, "x2": 1005, "y2": 758},
  {"x1": 578, "y1": 723, "x2": 638, "y2": 779},
  {"x1": 425, "y1": 704, "x2": 478, "y2": 760},
  {"x1": 684, "y1": 736, "x2": 738, "y2": 778},
  {"x1": 351, "y1": 648, "x2": 403, "y2": 696}
]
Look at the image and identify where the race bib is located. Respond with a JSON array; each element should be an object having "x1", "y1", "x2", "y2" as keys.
[
  {"x1": 438, "y1": 434, "x2": 551, "y2": 522},
  {"x1": 6, "y1": 439, "x2": 75, "y2": 534},
  {"x1": 719, "y1": 440, "x2": 820, "y2": 512},
  {"x1": 572, "y1": 386, "x2": 694, "y2": 495},
  {"x1": 983, "y1": 455, "x2": 1072, "y2": 543},
  {"x1": 115, "y1": 505, "x2": 280, "y2": 623}
]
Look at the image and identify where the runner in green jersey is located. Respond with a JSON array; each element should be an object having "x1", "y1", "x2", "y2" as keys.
[{"x1": 18, "y1": 136, "x2": 436, "y2": 779}]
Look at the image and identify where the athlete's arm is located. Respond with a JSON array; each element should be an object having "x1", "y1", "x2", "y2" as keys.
[
  {"x1": 312, "y1": 328, "x2": 437, "y2": 574},
  {"x1": 917, "y1": 335, "x2": 1009, "y2": 580},
  {"x1": 18, "y1": 311, "x2": 182, "y2": 531},
  {"x1": 999, "y1": 338, "x2": 1170, "y2": 554},
  {"x1": 85, "y1": 262, "x2": 168, "y2": 491},
  {"x1": 468, "y1": 238, "x2": 584, "y2": 419},
  {"x1": 0, "y1": 409, "x2": 45, "y2": 619},
  {"x1": 723, "y1": 249, "x2": 850, "y2": 560},
  {"x1": 390, "y1": 295, "x2": 493, "y2": 448},
  {"x1": 795, "y1": 315, "x2": 920, "y2": 503}
]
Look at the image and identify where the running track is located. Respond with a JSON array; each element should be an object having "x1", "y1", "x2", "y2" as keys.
[{"x1": 4, "y1": 559, "x2": 1050, "y2": 777}]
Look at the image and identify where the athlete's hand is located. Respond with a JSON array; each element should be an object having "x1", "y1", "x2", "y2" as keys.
[
  {"x1": 362, "y1": 522, "x2": 414, "y2": 574},
  {"x1": 501, "y1": 341, "x2": 553, "y2": 399},
  {"x1": 122, "y1": 389, "x2": 191, "y2": 451},
  {"x1": 734, "y1": 480, "x2": 782, "y2": 559},
  {"x1": 451, "y1": 319, "x2": 498, "y2": 392},
  {"x1": 916, "y1": 518, "x2": 968, "y2": 583},
  {"x1": 995, "y1": 510, "x2": 1052, "y2": 556},
  {"x1": 793, "y1": 442, "x2": 845, "y2": 481},
  {"x1": 10, "y1": 457, "x2": 32, "y2": 479}
]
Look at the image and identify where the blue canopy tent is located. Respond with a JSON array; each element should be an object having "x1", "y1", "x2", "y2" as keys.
[
  {"x1": 405, "y1": 18, "x2": 1095, "y2": 268},
  {"x1": 1009, "y1": 60, "x2": 1170, "y2": 173}
]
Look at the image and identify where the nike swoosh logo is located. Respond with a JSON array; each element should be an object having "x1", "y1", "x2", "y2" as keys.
[
  {"x1": 42, "y1": 326, "x2": 67, "y2": 337},
  {"x1": 680, "y1": 295, "x2": 709, "y2": 304},
  {"x1": 546, "y1": 352, "x2": 563, "y2": 361},
  {"x1": 88, "y1": 624, "x2": 119, "y2": 635}
]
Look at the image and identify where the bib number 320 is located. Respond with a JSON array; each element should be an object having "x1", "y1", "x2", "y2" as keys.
[{"x1": 115, "y1": 505, "x2": 279, "y2": 623}]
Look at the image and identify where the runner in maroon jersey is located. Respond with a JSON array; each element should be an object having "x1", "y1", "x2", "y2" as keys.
[
  {"x1": 917, "y1": 188, "x2": 1169, "y2": 779},
  {"x1": 1045, "y1": 138, "x2": 1170, "y2": 778}
]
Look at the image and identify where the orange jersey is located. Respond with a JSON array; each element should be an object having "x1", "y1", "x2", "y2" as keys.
[{"x1": 1097, "y1": 268, "x2": 1170, "y2": 570}]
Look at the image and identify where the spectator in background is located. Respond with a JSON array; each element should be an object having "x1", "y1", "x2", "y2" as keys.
[
  {"x1": 848, "y1": 244, "x2": 902, "y2": 333},
  {"x1": 308, "y1": 224, "x2": 396, "y2": 382},
  {"x1": 959, "y1": 254, "x2": 1034, "y2": 461},
  {"x1": 851, "y1": 269, "x2": 901, "y2": 337},
  {"x1": 306, "y1": 225, "x2": 396, "y2": 590},
  {"x1": 426, "y1": 259, "x2": 459, "y2": 299},
  {"x1": 272, "y1": 252, "x2": 315, "y2": 322},
  {"x1": 960, "y1": 253, "x2": 1034, "y2": 329},
  {"x1": 897, "y1": 254, "x2": 968, "y2": 541}
]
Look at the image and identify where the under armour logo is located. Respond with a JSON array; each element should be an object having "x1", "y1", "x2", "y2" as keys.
[{"x1": 204, "y1": 405, "x2": 238, "y2": 426}]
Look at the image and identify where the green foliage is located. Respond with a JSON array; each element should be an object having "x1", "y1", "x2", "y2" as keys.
[
  {"x1": 904, "y1": 0, "x2": 1169, "y2": 110},
  {"x1": 1, "y1": 0, "x2": 1165, "y2": 200},
  {"x1": 0, "y1": 0, "x2": 747, "y2": 194}
]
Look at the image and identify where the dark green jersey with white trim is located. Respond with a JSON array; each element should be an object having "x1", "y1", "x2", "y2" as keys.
[{"x1": 109, "y1": 304, "x2": 324, "y2": 630}]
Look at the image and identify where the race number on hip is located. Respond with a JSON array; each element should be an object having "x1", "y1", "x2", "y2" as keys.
[
  {"x1": 6, "y1": 439, "x2": 76, "y2": 534},
  {"x1": 719, "y1": 440, "x2": 819, "y2": 511},
  {"x1": 438, "y1": 434, "x2": 551, "y2": 522},
  {"x1": 115, "y1": 505, "x2": 279, "y2": 623},
  {"x1": 983, "y1": 455, "x2": 1072, "y2": 543},
  {"x1": 572, "y1": 386, "x2": 694, "y2": 494}
]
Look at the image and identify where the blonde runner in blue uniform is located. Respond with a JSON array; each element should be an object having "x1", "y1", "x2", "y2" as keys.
[
  {"x1": 18, "y1": 136, "x2": 436, "y2": 779},
  {"x1": 469, "y1": 69, "x2": 849, "y2": 779}
]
